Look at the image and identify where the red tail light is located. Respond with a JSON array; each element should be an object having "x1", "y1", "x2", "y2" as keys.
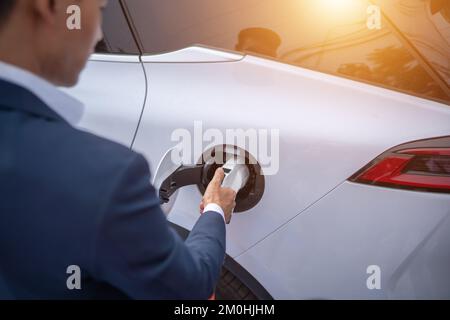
[{"x1": 350, "y1": 137, "x2": 450, "y2": 194}]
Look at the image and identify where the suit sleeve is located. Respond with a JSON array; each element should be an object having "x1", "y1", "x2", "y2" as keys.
[{"x1": 92, "y1": 153, "x2": 226, "y2": 299}]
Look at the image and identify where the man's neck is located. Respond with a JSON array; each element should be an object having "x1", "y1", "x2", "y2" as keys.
[{"x1": 0, "y1": 23, "x2": 44, "y2": 81}]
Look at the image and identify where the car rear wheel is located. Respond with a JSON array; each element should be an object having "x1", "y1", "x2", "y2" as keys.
[{"x1": 215, "y1": 267, "x2": 259, "y2": 300}]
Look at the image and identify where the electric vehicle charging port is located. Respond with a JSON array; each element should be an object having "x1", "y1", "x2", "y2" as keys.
[
  {"x1": 157, "y1": 145, "x2": 265, "y2": 213},
  {"x1": 197, "y1": 145, "x2": 265, "y2": 213}
]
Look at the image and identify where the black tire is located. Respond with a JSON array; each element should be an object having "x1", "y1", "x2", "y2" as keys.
[{"x1": 215, "y1": 267, "x2": 259, "y2": 300}]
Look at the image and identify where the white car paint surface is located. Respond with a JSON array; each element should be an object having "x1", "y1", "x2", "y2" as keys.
[
  {"x1": 131, "y1": 48, "x2": 450, "y2": 261},
  {"x1": 236, "y1": 182, "x2": 450, "y2": 299},
  {"x1": 62, "y1": 54, "x2": 146, "y2": 147}
]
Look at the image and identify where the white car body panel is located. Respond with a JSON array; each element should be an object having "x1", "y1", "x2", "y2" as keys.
[
  {"x1": 236, "y1": 182, "x2": 450, "y2": 299},
  {"x1": 131, "y1": 47, "x2": 450, "y2": 258},
  {"x1": 141, "y1": 46, "x2": 243, "y2": 63},
  {"x1": 62, "y1": 54, "x2": 146, "y2": 147}
]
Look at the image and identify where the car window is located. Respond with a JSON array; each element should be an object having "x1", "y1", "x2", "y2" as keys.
[
  {"x1": 374, "y1": 0, "x2": 450, "y2": 88},
  {"x1": 95, "y1": 0, "x2": 139, "y2": 55},
  {"x1": 123, "y1": 0, "x2": 449, "y2": 104}
]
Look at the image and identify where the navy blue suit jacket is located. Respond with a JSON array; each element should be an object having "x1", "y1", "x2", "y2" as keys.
[{"x1": 0, "y1": 79, "x2": 226, "y2": 299}]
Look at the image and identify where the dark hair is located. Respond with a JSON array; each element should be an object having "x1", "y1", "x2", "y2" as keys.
[{"x1": 0, "y1": 0, "x2": 16, "y2": 25}]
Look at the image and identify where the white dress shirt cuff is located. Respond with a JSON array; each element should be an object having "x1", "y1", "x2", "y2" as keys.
[{"x1": 203, "y1": 203, "x2": 226, "y2": 223}]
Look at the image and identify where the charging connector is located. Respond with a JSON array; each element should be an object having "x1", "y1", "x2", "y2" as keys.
[{"x1": 221, "y1": 159, "x2": 250, "y2": 193}]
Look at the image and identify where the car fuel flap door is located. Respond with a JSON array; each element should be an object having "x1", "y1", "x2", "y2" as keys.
[
  {"x1": 154, "y1": 147, "x2": 207, "y2": 216},
  {"x1": 152, "y1": 147, "x2": 185, "y2": 215}
]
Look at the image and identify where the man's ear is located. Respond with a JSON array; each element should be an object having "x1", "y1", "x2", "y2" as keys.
[{"x1": 30, "y1": 0, "x2": 58, "y2": 26}]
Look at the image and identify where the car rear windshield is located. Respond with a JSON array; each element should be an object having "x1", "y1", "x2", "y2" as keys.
[{"x1": 123, "y1": 0, "x2": 450, "y2": 105}]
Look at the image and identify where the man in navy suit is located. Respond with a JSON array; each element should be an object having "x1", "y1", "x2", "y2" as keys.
[{"x1": 0, "y1": 0, "x2": 236, "y2": 299}]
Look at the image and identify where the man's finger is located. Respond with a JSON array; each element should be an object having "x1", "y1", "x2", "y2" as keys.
[{"x1": 210, "y1": 168, "x2": 225, "y2": 187}]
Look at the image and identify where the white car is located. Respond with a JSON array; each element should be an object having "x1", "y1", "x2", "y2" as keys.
[{"x1": 65, "y1": 0, "x2": 450, "y2": 299}]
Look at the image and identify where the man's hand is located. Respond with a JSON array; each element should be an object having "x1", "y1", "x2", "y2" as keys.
[{"x1": 200, "y1": 168, "x2": 236, "y2": 224}]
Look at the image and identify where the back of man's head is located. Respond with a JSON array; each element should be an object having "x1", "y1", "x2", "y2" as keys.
[{"x1": 0, "y1": 0, "x2": 106, "y2": 87}]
